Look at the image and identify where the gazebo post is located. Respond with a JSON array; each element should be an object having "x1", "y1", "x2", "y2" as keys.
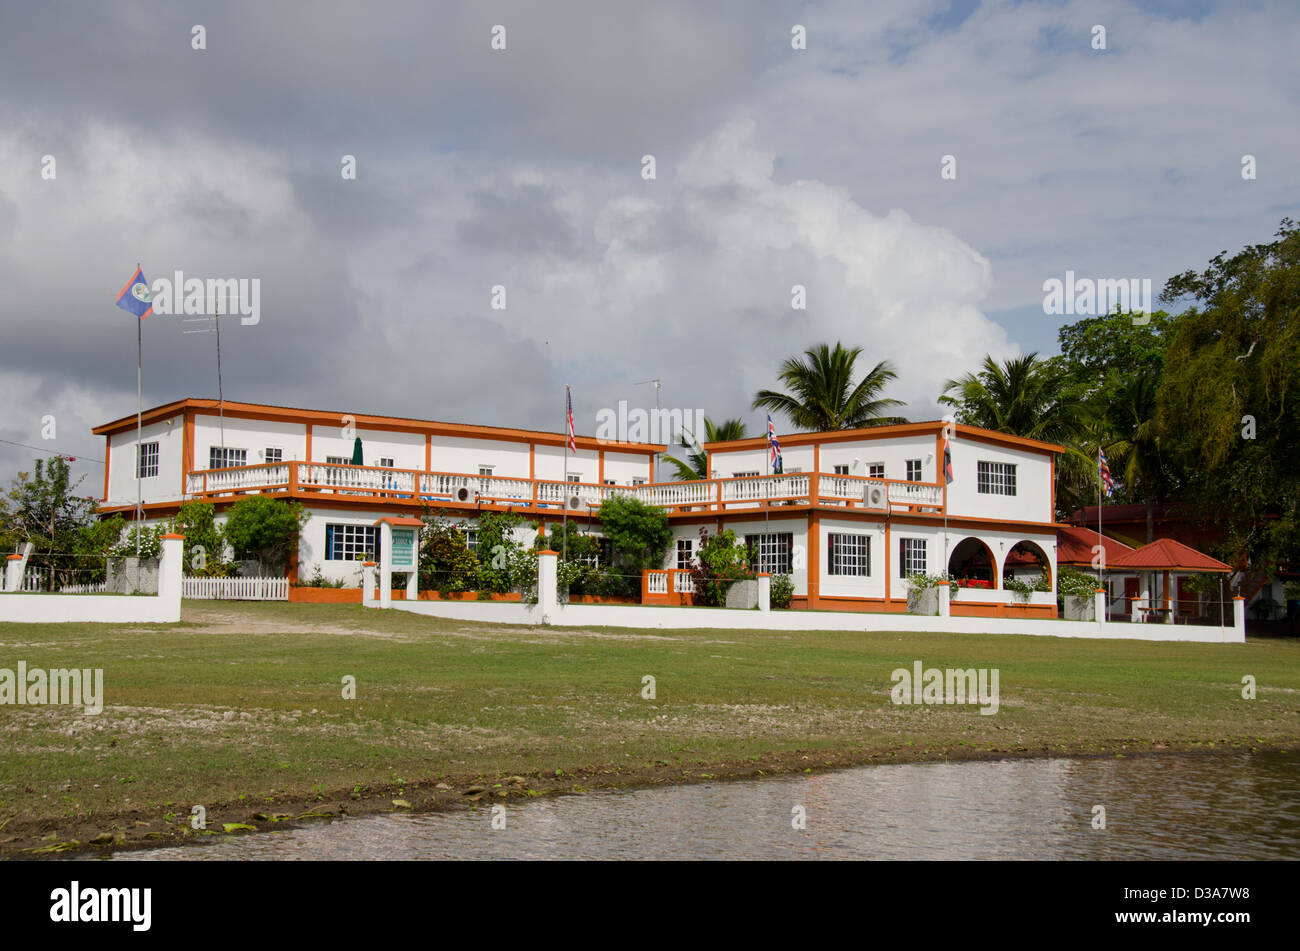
[{"x1": 1163, "y1": 569, "x2": 1173, "y2": 623}]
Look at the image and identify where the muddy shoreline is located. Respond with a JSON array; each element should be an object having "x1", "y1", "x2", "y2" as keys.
[{"x1": 4, "y1": 739, "x2": 1286, "y2": 859}]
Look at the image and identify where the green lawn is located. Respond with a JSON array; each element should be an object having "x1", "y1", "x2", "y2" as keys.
[{"x1": 1, "y1": 602, "x2": 1297, "y2": 853}]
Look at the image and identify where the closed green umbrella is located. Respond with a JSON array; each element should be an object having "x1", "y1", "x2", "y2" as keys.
[{"x1": 351, "y1": 436, "x2": 363, "y2": 466}]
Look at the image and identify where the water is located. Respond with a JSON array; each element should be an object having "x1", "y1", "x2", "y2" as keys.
[{"x1": 105, "y1": 751, "x2": 1299, "y2": 860}]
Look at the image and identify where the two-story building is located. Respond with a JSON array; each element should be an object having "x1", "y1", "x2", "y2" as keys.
[{"x1": 93, "y1": 399, "x2": 1063, "y2": 614}]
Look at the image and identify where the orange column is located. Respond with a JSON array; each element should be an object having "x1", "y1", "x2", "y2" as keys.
[
  {"x1": 425, "y1": 434, "x2": 432, "y2": 471},
  {"x1": 102, "y1": 435, "x2": 111, "y2": 502},
  {"x1": 305, "y1": 423, "x2": 313, "y2": 463},
  {"x1": 807, "y1": 511, "x2": 820, "y2": 609}
]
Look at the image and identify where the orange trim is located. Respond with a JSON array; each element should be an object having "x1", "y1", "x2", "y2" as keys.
[
  {"x1": 181, "y1": 410, "x2": 194, "y2": 496},
  {"x1": 807, "y1": 511, "x2": 820, "y2": 609},
  {"x1": 102, "y1": 434, "x2": 111, "y2": 502},
  {"x1": 1050, "y1": 454, "x2": 1056, "y2": 521},
  {"x1": 598, "y1": 450, "x2": 604, "y2": 484},
  {"x1": 884, "y1": 518, "x2": 892, "y2": 605},
  {"x1": 425, "y1": 434, "x2": 431, "y2": 471},
  {"x1": 373, "y1": 516, "x2": 423, "y2": 527},
  {"x1": 7, "y1": 554, "x2": 23, "y2": 560},
  {"x1": 161, "y1": 533, "x2": 186, "y2": 540},
  {"x1": 538, "y1": 549, "x2": 559, "y2": 556},
  {"x1": 93, "y1": 398, "x2": 666, "y2": 452},
  {"x1": 305, "y1": 423, "x2": 312, "y2": 463}
]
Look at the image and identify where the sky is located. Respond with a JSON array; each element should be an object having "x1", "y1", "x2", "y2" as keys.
[{"x1": 0, "y1": 0, "x2": 1296, "y2": 492}]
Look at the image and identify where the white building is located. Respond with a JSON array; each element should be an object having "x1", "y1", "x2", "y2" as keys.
[{"x1": 94, "y1": 399, "x2": 1063, "y2": 614}]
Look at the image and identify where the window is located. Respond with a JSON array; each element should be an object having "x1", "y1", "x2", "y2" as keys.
[
  {"x1": 324, "y1": 455, "x2": 350, "y2": 487},
  {"x1": 906, "y1": 459, "x2": 923, "y2": 482},
  {"x1": 785, "y1": 466, "x2": 803, "y2": 473},
  {"x1": 326, "y1": 455, "x2": 350, "y2": 465},
  {"x1": 733, "y1": 470, "x2": 759, "y2": 478},
  {"x1": 209, "y1": 446, "x2": 247, "y2": 469},
  {"x1": 899, "y1": 538, "x2": 927, "y2": 576},
  {"x1": 378, "y1": 457, "x2": 394, "y2": 468},
  {"x1": 479, "y1": 465, "x2": 494, "y2": 477},
  {"x1": 977, "y1": 461, "x2": 1017, "y2": 496},
  {"x1": 676, "y1": 538, "x2": 694, "y2": 570},
  {"x1": 463, "y1": 529, "x2": 479, "y2": 555},
  {"x1": 567, "y1": 474, "x2": 582, "y2": 483},
  {"x1": 868, "y1": 463, "x2": 885, "y2": 479},
  {"x1": 136, "y1": 441, "x2": 159, "y2": 479},
  {"x1": 833, "y1": 464, "x2": 849, "y2": 475},
  {"x1": 827, "y1": 533, "x2": 870, "y2": 576},
  {"x1": 746, "y1": 532, "x2": 794, "y2": 574},
  {"x1": 631, "y1": 477, "x2": 647, "y2": 486},
  {"x1": 325, "y1": 524, "x2": 380, "y2": 561},
  {"x1": 603, "y1": 479, "x2": 616, "y2": 486},
  {"x1": 263, "y1": 447, "x2": 283, "y2": 464}
]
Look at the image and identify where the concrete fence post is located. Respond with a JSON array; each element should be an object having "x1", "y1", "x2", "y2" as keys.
[
  {"x1": 1233, "y1": 596, "x2": 1246, "y2": 642},
  {"x1": 757, "y1": 573, "x2": 771, "y2": 612},
  {"x1": 4, "y1": 554, "x2": 22, "y2": 593},
  {"x1": 937, "y1": 580, "x2": 951, "y2": 618},
  {"x1": 158, "y1": 534, "x2": 185, "y2": 622},
  {"x1": 362, "y1": 562, "x2": 377, "y2": 606},
  {"x1": 1094, "y1": 588, "x2": 1107, "y2": 627},
  {"x1": 537, "y1": 550, "x2": 558, "y2": 624}
]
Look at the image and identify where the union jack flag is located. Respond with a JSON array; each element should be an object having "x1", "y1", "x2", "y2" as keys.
[
  {"x1": 1099, "y1": 447, "x2": 1115, "y2": 497},
  {"x1": 767, "y1": 414, "x2": 783, "y2": 474},
  {"x1": 566, "y1": 386, "x2": 576, "y2": 454}
]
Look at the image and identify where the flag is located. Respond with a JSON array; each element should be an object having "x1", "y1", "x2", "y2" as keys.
[
  {"x1": 565, "y1": 386, "x2": 576, "y2": 454},
  {"x1": 1099, "y1": 447, "x2": 1115, "y2": 497},
  {"x1": 943, "y1": 437, "x2": 953, "y2": 485},
  {"x1": 767, "y1": 414, "x2": 783, "y2": 474},
  {"x1": 115, "y1": 266, "x2": 153, "y2": 319}
]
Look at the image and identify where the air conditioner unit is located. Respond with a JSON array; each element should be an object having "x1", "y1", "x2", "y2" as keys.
[
  {"x1": 567, "y1": 494, "x2": 583, "y2": 510},
  {"x1": 862, "y1": 485, "x2": 887, "y2": 510},
  {"x1": 454, "y1": 486, "x2": 476, "y2": 503}
]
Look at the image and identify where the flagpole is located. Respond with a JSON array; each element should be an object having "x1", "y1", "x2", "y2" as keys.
[
  {"x1": 562, "y1": 386, "x2": 569, "y2": 564},
  {"x1": 135, "y1": 263, "x2": 143, "y2": 589},
  {"x1": 1097, "y1": 448, "x2": 1104, "y2": 589}
]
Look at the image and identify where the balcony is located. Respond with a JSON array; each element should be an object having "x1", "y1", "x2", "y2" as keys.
[{"x1": 173, "y1": 461, "x2": 948, "y2": 516}]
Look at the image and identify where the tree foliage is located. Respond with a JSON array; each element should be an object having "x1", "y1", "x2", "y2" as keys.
[
  {"x1": 754, "y1": 342, "x2": 906, "y2": 430},
  {"x1": 222, "y1": 496, "x2": 308, "y2": 573}
]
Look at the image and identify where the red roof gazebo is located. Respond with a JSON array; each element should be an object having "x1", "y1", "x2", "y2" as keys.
[{"x1": 1108, "y1": 539, "x2": 1232, "y2": 620}]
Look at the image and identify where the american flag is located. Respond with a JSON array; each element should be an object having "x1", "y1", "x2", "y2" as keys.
[
  {"x1": 1099, "y1": 447, "x2": 1115, "y2": 496},
  {"x1": 767, "y1": 414, "x2": 783, "y2": 474},
  {"x1": 565, "y1": 386, "x2": 576, "y2": 454}
]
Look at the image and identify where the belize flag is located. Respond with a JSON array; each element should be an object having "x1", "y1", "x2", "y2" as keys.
[
  {"x1": 767, "y1": 414, "x2": 783, "y2": 474},
  {"x1": 115, "y1": 266, "x2": 153, "y2": 319}
]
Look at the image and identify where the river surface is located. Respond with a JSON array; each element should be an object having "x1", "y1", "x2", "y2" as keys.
[{"x1": 102, "y1": 751, "x2": 1299, "y2": 860}]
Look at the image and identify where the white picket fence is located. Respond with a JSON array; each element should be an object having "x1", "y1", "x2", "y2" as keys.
[
  {"x1": 59, "y1": 581, "x2": 108, "y2": 594},
  {"x1": 182, "y1": 576, "x2": 290, "y2": 601}
]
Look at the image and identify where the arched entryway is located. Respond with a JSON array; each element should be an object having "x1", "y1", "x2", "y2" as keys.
[
  {"x1": 1004, "y1": 540, "x2": 1052, "y2": 589},
  {"x1": 948, "y1": 537, "x2": 996, "y2": 587}
]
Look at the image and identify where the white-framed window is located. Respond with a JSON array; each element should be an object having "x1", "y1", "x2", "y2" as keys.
[
  {"x1": 977, "y1": 461, "x2": 1017, "y2": 496},
  {"x1": 828, "y1": 533, "x2": 870, "y2": 576},
  {"x1": 324, "y1": 455, "x2": 350, "y2": 487},
  {"x1": 603, "y1": 479, "x2": 617, "y2": 486},
  {"x1": 676, "y1": 538, "x2": 694, "y2": 570},
  {"x1": 326, "y1": 455, "x2": 350, "y2": 465},
  {"x1": 733, "y1": 470, "x2": 759, "y2": 478},
  {"x1": 463, "y1": 528, "x2": 479, "y2": 555},
  {"x1": 833, "y1": 464, "x2": 849, "y2": 475},
  {"x1": 906, "y1": 459, "x2": 923, "y2": 482},
  {"x1": 478, "y1": 465, "x2": 494, "y2": 477},
  {"x1": 377, "y1": 457, "x2": 394, "y2": 468},
  {"x1": 868, "y1": 463, "x2": 885, "y2": 479},
  {"x1": 209, "y1": 446, "x2": 247, "y2": 469},
  {"x1": 136, "y1": 441, "x2": 159, "y2": 479},
  {"x1": 263, "y1": 447, "x2": 283, "y2": 464},
  {"x1": 900, "y1": 537, "x2": 927, "y2": 576},
  {"x1": 325, "y1": 524, "x2": 379, "y2": 561},
  {"x1": 746, "y1": 532, "x2": 794, "y2": 574},
  {"x1": 567, "y1": 474, "x2": 582, "y2": 483},
  {"x1": 632, "y1": 477, "x2": 647, "y2": 486},
  {"x1": 785, "y1": 466, "x2": 803, "y2": 473}
]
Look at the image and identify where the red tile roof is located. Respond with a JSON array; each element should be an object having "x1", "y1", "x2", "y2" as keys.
[
  {"x1": 1057, "y1": 526, "x2": 1134, "y2": 566},
  {"x1": 1108, "y1": 538, "x2": 1232, "y2": 572}
]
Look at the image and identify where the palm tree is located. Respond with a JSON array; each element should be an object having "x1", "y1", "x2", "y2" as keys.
[
  {"x1": 664, "y1": 417, "x2": 749, "y2": 481},
  {"x1": 752, "y1": 343, "x2": 906, "y2": 431},
  {"x1": 1105, "y1": 369, "x2": 1169, "y2": 542}
]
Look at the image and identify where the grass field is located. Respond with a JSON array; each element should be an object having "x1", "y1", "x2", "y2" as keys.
[{"x1": 1, "y1": 602, "x2": 1298, "y2": 855}]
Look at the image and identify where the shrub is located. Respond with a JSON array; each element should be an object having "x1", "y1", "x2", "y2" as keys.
[
  {"x1": 689, "y1": 527, "x2": 753, "y2": 607},
  {"x1": 770, "y1": 573, "x2": 794, "y2": 609},
  {"x1": 223, "y1": 496, "x2": 308, "y2": 574},
  {"x1": 1057, "y1": 566, "x2": 1100, "y2": 600},
  {"x1": 419, "y1": 523, "x2": 478, "y2": 593},
  {"x1": 598, "y1": 495, "x2": 673, "y2": 576}
]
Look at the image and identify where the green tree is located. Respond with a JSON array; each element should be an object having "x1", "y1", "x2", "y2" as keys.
[
  {"x1": 596, "y1": 494, "x2": 672, "y2": 579},
  {"x1": 222, "y1": 496, "x2": 308, "y2": 574},
  {"x1": 687, "y1": 527, "x2": 753, "y2": 607},
  {"x1": 663, "y1": 417, "x2": 749, "y2": 481},
  {"x1": 1156, "y1": 218, "x2": 1300, "y2": 598},
  {"x1": 472, "y1": 510, "x2": 534, "y2": 593},
  {"x1": 753, "y1": 343, "x2": 906, "y2": 431},
  {"x1": 173, "y1": 500, "x2": 231, "y2": 576},
  {"x1": 418, "y1": 521, "x2": 479, "y2": 593},
  {"x1": 1, "y1": 456, "x2": 101, "y2": 589}
]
